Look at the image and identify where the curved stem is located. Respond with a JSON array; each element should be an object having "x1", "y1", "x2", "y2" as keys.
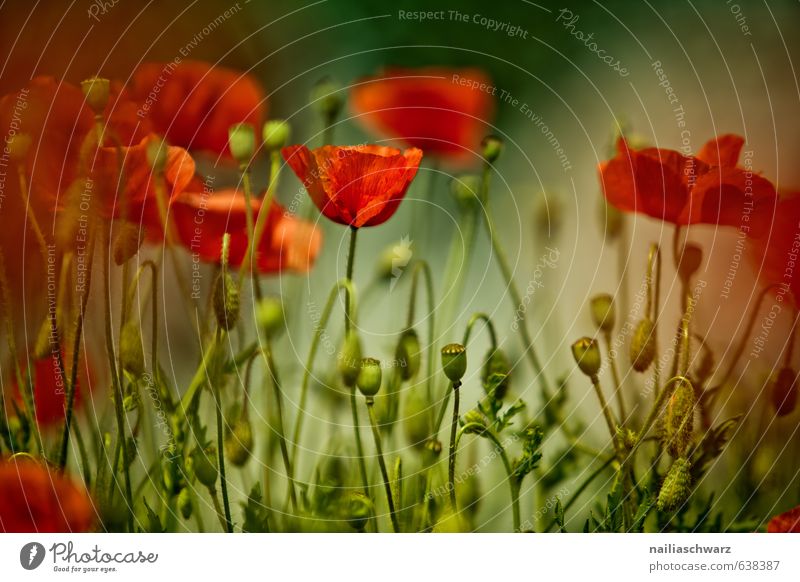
[
  {"x1": 366, "y1": 400, "x2": 399, "y2": 532},
  {"x1": 447, "y1": 381, "x2": 461, "y2": 512},
  {"x1": 589, "y1": 374, "x2": 620, "y2": 454},
  {"x1": 405, "y1": 260, "x2": 436, "y2": 427},
  {"x1": 127, "y1": 261, "x2": 160, "y2": 385}
]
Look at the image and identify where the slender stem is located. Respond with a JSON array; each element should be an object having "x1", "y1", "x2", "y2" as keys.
[
  {"x1": 447, "y1": 381, "x2": 461, "y2": 512},
  {"x1": 405, "y1": 261, "x2": 436, "y2": 427},
  {"x1": 211, "y1": 328, "x2": 233, "y2": 533},
  {"x1": 646, "y1": 244, "x2": 663, "y2": 397},
  {"x1": 605, "y1": 331, "x2": 626, "y2": 422},
  {"x1": 589, "y1": 374, "x2": 620, "y2": 453},
  {"x1": 350, "y1": 388, "x2": 370, "y2": 495},
  {"x1": 240, "y1": 151, "x2": 281, "y2": 287},
  {"x1": 366, "y1": 400, "x2": 399, "y2": 532},
  {"x1": 545, "y1": 454, "x2": 616, "y2": 532},
  {"x1": 624, "y1": 376, "x2": 687, "y2": 467},
  {"x1": 264, "y1": 339, "x2": 297, "y2": 511},
  {"x1": 209, "y1": 487, "x2": 229, "y2": 532},
  {"x1": 345, "y1": 226, "x2": 359, "y2": 332}
]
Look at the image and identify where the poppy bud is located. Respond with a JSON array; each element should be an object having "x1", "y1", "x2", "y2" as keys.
[
  {"x1": 450, "y1": 175, "x2": 481, "y2": 211},
  {"x1": 7, "y1": 133, "x2": 32, "y2": 162},
  {"x1": 441, "y1": 343, "x2": 467, "y2": 383},
  {"x1": 664, "y1": 377, "x2": 695, "y2": 457},
  {"x1": 341, "y1": 491, "x2": 372, "y2": 532},
  {"x1": 395, "y1": 329, "x2": 421, "y2": 381},
  {"x1": 213, "y1": 271, "x2": 240, "y2": 331},
  {"x1": 630, "y1": 318, "x2": 656, "y2": 372},
  {"x1": 357, "y1": 357, "x2": 382, "y2": 398},
  {"x1": 481, "y1": 348, "x2": 511, "y2": 399},
  {"x1": 146, "y1": 137, "x2": 168, "y2": 173},
  {"x1": 228, "y1": 123, "x2": 256, "y2": 165},
  {"x1": 191, "y1": 447, "x2": 218, "y2": 488},
  {"x1": 262, "y1": 119, "x2": 290, "y2": 151},
  {"x1": 678, "y1": 243, "x2": 703, "y2": 283},
  {"x1": 112, "y1": 222, "x2": 144, "y2": 266},
  {"x1": 481, "y1": 134, "x2": 503, "y2": 163},
  {"x1": 338, "y1": 330, "x2": 362, "y2": 388},
  {"x1": 657, "y1": 457, "x2": 692, "y2": 512},
  {"x1": 571, "y1": 337, "x2": 601, "y2": 378},
  {"x1": 461, "y1": 408, "x2": 489, "y2": 435},
  {"x1": 311, "y1": 77, "x2": 343, "y2": 121},
  {"x1": 590, "y1": 293, "x2": 615, "y2": 333},
  {"x1": 177, "y1": 487, "x2": 193, "y2": 520},
  {"x1": 225, "y1": 416, "x2": 254, "y2": 467},
  {"x1": 119, "y1": 320, "x2": 145, "y2": 378},
  {"x1": 80, "y1": 76, "x2": 110, "y2": 115},
  {"x1": 403, "y1": 388, "x2": 430, "y2": 450},
  {"x1": 771, "y1": 367, "x2": 798, "y2": 417},
  {"x1": 255, "y1": 296, "x2": 284, "y2": 337},
  {"x1": 423, "y1": 438, "x2": 442, "y2": 465}
]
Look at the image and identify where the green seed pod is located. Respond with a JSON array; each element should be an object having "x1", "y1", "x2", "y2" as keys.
[
  {"x1": 262, "y1": 119, "x2": 290, "y2": 151},
  {"x1": 338, "y1": 330, "x2": 362, "y2": 388},
  {"x1": 571, "y1": 337, "x2": 601, "y2": 378},
  {"x1": 7, "y1": 133, "x2": 32, "y2": 162},
  {"x1": 664, "y1": 377, "x2": 695, "y2": 457},
  {"x1": 403, "y1": 388, "x2": 430, "y2": 450},
  {"x1": 590, "y1": 293, "x2": 615, "y2": 333},
  {"x1": 771, "y1": 367, "x2": 798, "y2": 417},
  {"x1": 119, "y1": 320, "x2": 145, "y2": 377},
  {"x1": 80, "y1": 76, "x2": 110, "y2": 115},
  {"x1": 657, "y1": 457, "x2": 692, "y2": 512},
  {"x1": 112, "y1": 222, "x2": 145, "y2": 266},
  {"x1": 310, "y1": 77, "x2": 343, "y2": 121},
  {"x1": 255, "y1": 296, "x2": 284, "y2": 337},
  {"x1": 441, "y1": 343, "x2": 467, "y2": 383},
  {"x1": 630, "y1": 318, "x2": 656, "y2": 372},
  {"x1": 395, "y1": 329, "x2": 421, "y2": 381},
  {"x1": 356, "y1": 357, "x2": 382, "y2": 398},
  {"x1": 340, "y1": 491, "x2": 373, "y2": 532},
  {"x1": 177, "y1": 487, "x2": 193, "y2": 520},
  {"x1": 481, "y1": 348, "x2": 511, "y2": 399},
  {"x1": 213, "y1": 271, "x2": 240, "y2": 331},
  {"x1": 450, "y1": 175, "x2": 481, "y2": 211},
  {"x1": 481, "y1": 134, "x2": 503, "y2": 163},
  {"x1": 191, "y1": 447, "x2": 218, "y2": 488},
  {"x1": 227, "y1": 122, "x2": 256, "y2": 164},
  {"x1": 225, "y1": 416, "x2": 254, "y2": 467}
]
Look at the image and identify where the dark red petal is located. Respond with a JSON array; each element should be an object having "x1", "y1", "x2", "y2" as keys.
[{"x1": 696, "y1": 134, "x2": 745, "y2": 167}]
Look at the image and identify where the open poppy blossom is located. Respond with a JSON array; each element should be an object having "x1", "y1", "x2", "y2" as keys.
[
  {"x1": 767, "y1": 505, "x2": 800, "y2": 532},
  {"x1": 0, "y1": 458, "x2": 95, "y2": 532},
  {"x1": 282, "y1": 144, "x2": 423, "y2": 228},
  {"x1": 350, "y1": 67, "x2": 493, "y2": 165},
  {"x1": 169, "y1": 188, "x2": 322, "y2": 274},
  {"x1": 130, "y1": 60, "x2": 266, "y2": 159},
  {"x1": 599, "y1": 134, "x2": 777, "y2": 232}
]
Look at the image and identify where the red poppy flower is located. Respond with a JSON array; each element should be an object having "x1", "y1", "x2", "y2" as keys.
[
  {"x1": 130, "y1": 60, "x2": 266, "y2": 158},
  {"x1": 749, "y1": 192, "x2": 800, "y2": 306},
  {"x1": 0, "y1": 458, "x2": 95, "y2": 532},
  {"x1": 599, "y1": 134, "x2": 777, "y2": 232},
  {"x1": 767, "y1": 505, "x2": 800, "y2": 532},
  {"x1": 350, "y1": 67, "x2": 494, "y2": 165},
  {"x1": 282, "y1": 144, "x2": 423, "y2": 228},
  {"x1": 168, "y1": 188, "x2": 322, "y2": 274}
]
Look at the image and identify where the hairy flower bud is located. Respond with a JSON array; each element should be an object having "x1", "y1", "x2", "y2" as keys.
[
  {"x1": 191, "y1": 447, "x2": 218, "y2": 488},
  {"x1": 461, "y1": 408, "x2": 489, "y2": 435},
  {"x1": 481, "y1": 348, "x2": 511, "y2": 399},
  {"x1": 225, "y1": 417, "x2": 254, "y2": 467},
  {"x1": 441, "y1": 343, "x2": 467, "y2": 383},
  {"x1": 228, "y1": 123, "x2": 256, "y2": 164},
  {"x1": 571, "y1": 337, "x2": 601, "y2": 378},
  {"x1": 771, "y1": 367, "x2": 798, "y2": 417},
  {"x1": 338, "y1": 330, "x2": 362, "y2": 388},
  {"x1": 80, "y1": 76, "x2": 110, "y2": 115},
  {"x1": 112, "y1": 222, "x2": 145, "y2": 266},
  {"x1": 395, "y1": 329, "x2": 421, "y2": 381},
  {"x1": 255, "y1": 296, "x2": 284, "y2": 337},
  {"x1": 357, "y1": 357, "x2": 382, "y2": 398},
  {"x1": 590, "y1": 293, "x2": 616, "y2": 333},
  {"x1": 120, "y1": 320, "x2": 145, "y2": 377},
  {"x1": 481, "y1": 134, "x2": 503, "y2": 163},
  {"x1": 630, "y1": 318, "x2": 656, "y2": 372},
  {"x1": 664, "y1": 378, "x2": 695, "y2": 457},
  {"x1": 213, "y1": 271, "x2": 240, "y2": 331},
  {"x1": 657, "y1": 457, "x2": 692, "y2": 512}
]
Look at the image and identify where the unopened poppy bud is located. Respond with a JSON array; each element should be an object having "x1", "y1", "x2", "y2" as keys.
[
  {"x1": 481, "y1": 348, "x2": 511, "y2": 399},
  {"x1": 395, "y1": 329, "x2": 421, "y2": 381},
  {"x1": 146, "y1": 137, "x2": 168, "y2": 173},
  {"x1": 7, "y1": 133, "x2": 32, "y2": 162},
  {"x1": 678, "y1": 243, "x2": 703, "y2": 282},
  {"x1": 461, "y1": 408, "x2": 489, "y2": 434},
  {"x1": 338, "y1": 330, "x2": 362, "y2": 388},
  {"x1": 571, "y1": 337, "x2": 601, "y2": 378},
  {"x1": 403, "y1": 388, "x2": 430, "y2": 450},
  {"x1": 191, "y1": 447, "x2": 218, "y2": 488},
  {"x1": 630, "y1": 318, "x2": 656, "y2": 372},
  {"x1": 80, "y1": 76, "x2": 110, "y2": 115},
  {"x1": 357, "y1": 357, "x2": 382, "y2": 398},
  {"x1": 450, "y1": 175, "x2": 481, "y2": 210},
  {"x1": 423, "y1": 438, "x2": 442, "y2": 463},
  {"x1": 177, "y1": 487, "x2": 193, "y2": 520},
  {"x1": 771, "y1": 367, "x2": 798, "y2": 417},
  {"x1": 441, "y1": 343, "x2": 467, "y2": 383},
  {"x1": 664, "y1": 377, "x2": 695, "y2": 457},
  {"x1": 262, "y1": 119, "x2": 290, "y2": 151},
  {"x1": 120, "y1": 320, "x2": 145, "y2": 377},
  {"x1": 341, "y1": 491, "x2": 373, "y2": 532},
  {"x1": 213, "y1": 271, "x2": 240, "y2": 331},
  {"x1": 255, "y1": 296, "x2": 284, "y2": 337},
  {"x1": 225, "y1": 417, "x2": 254, "y2": 467},
  {"x1": 311, "y1": 77, "x2": 343, "y2": 121},
  {"x1": 590, "y1": 293, "x2": 615, "y2": 333},
  {"x1": 481, "y1": 134, "x2": 503, "y2": 163},
  {"x1": 228, "y1": 123, "x2": 256, "y2": 165},
  {"x1": 600, "y1": 199, "x2": 623, "y2": 240},
  {"x1": 112, "y1": 222, "x2": 145, "y2": 266},
  {"x1": 657, "y1": 457, "x2": 692, "y2": 512}
]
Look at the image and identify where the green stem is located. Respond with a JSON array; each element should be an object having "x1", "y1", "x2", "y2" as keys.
[
  {"x1": 447, "y1": 381, "x2": 461, "y2": 512},
  {"x1": 405, "y1": 261, "x2": 436, "y2": 427},
  {"x1": 350, "y1": 388, "x2": 370, "y2": 495},
  {"x1": 605, "y1": 331, "x2": 626, "y2": 422},
  {"x1": 545, "y1": 454, "x2": 616, "y2": 532},
  {"x1": 589, "y1": 374, "x2": 620, "y2": 454},
  {"x1": 366, "y1": 399, "x2": 399, "y2": 532},
  {"x1": 264, "y1": 338, "x2": 297, "y2": 511},
  {"x1": 345, "y1": 226, "x2": 359, "y2": 332},
  {"x1": 211, "y1": 328, "x2": 233, "y2": 533}
]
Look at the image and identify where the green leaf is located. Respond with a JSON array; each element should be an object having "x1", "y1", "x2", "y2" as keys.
[{"x1": 241, "y1": 482, "x2": 270, "y2": 533}]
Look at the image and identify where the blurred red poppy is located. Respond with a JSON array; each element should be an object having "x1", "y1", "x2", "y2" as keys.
[
  {"x1": 749, "y1": 192, "x2": 800, "y2": 306},
  {"x1": 130, "y1": 60, "x2": 266, "y2": 158},
  {"x1": 0, "y1": 458, "x2": 95, "y2": 532},
  {"x1": 282, "y1": 144, "x2": 423, "y2": 228},
  {"x1": 169, "y1": 188, "x2": 322, "y2": 274},
  {"x1": 767, "y1": 505, "x2": 800, "y2": 532},
  {"x1": 350, "y1": 67, "x2": 493, "y2": 165},
  {"x1": 599, "y1": 134, "x2": 777, "y2": 232}
]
